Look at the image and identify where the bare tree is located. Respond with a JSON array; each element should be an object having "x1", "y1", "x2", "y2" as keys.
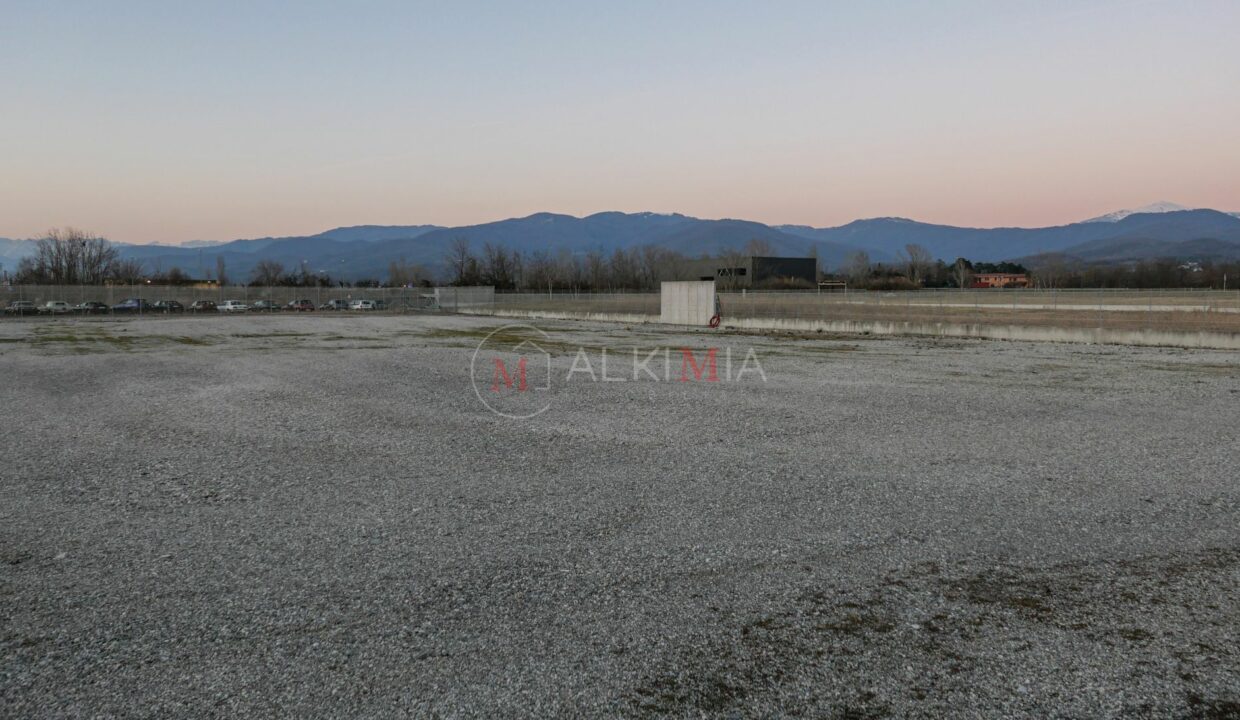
[
  {"x1": 523, "y1": 250, "x2": 557, "y2": 293},
  {"x1": 1031, "y1": 254, "x2": 1068, "y2": 289},
  {"x1": 638, "y1": 245, "x2": 664, "y2": 288},
  {"x1": 15, "y1": 228, "x2": 119, "y2": 284},
  {"x1": 608, "y1": 248, "x2": 641, "y2": 289},
  {"x1": 152, "y1": 266, "x2": 192, "y2": 285},
  {"x1": 584, "y1": 250, "x2": 605, "y2": 290},
  {"x1": 250, "y1": 259, "x2": 285, "y2": 286},
  {"x1": 717, "y1": 246, "x2": 748, "y2": 291},
  {"x1": 480, "y1": 242, "x2": 518, "y2": 289},
  {"x1": 899, "y1": 243, "x2": 933, "y2": 287},
  {"x1": 744, "y1": 237, "x2": 774, "y2": 256},
  {"x1": 216, "y1": 255, "x2": 228, "y2": 286},
  {"x1": 950, "y1": 258, "x2": 973, "y2": 289},
  {"x1": 555, "y1": 249, "x2": 581, "y2": 290},
  {"x1": 447, "y1": 236, "x2": 473, "y2": 285},
  {"x1": 109, "y1": 258, "x2": 145, "y2": 284},
  {"x1": 387, "y1": 257, "x2": 428, "y2": 287},
  {"x1": 846, "y1": 251, "x2": 872, "y2": 287}
]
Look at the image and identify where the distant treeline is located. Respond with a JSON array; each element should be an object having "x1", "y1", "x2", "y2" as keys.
[
  {"x1": 10, "y1": 228, "x2": 1240, "y2": 291},
  {"x1": 443, "y1": 237, "x2": 707, "y2": 291},
  {"x1": 817, "y1": 246, "x2": 1240, "y2": 291}
]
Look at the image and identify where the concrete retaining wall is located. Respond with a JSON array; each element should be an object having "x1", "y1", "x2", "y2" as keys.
[
  {"x1": 460, "y1": 307, "x2": 1240, "y2": 350},
  {"x1": 723, "y1": 316, "x2": 1240, "y2": 350}
]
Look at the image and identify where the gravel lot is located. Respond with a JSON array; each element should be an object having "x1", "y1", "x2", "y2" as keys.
[{"x1": 2, "y1": 314, "x2": 1238, "y2": 718}]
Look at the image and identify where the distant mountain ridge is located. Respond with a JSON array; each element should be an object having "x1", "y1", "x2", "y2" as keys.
[
  {"x1": 1083, "y1": 201, "x2": 1195, "y2": 223},
  {"x1": 3, "y1": 204, "x2": 1239, "y2": 280},
  {"x1": 777, "y1": 209, "x2": 1240, "y2": 266}
]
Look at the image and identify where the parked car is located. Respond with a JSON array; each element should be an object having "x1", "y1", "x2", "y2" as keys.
[
  {"x1": 188, "y1": 300, "x2": 217, "y2": 313},
  {"x1": 152, "y1": 300, "x2": 185, "y2": 314},
  {"x1": 320, "y1": 299, "x2": 349, "y2": 311},
  {"x1": 5, "y1": 300, "x2": 37, "y2": 316},
  {"x1": 286, "y1": 299, "x2": 315, "y2": 312},
  {"x1": 251, "y1": 299, "x2": 281, "y2": 312},
  {"x1": 218, "y1": 300, "x2": 250, "y2": 313},
  {"x1": 75, "y1": 301, "x2": 110, "y2": 314},
  {"x1": 38, "y1": 301, "x2": 73, "y2": 315},
  {"x1": 349, "y1": 299, "x2": 378, "y2": 311},
  {"x1": 112, "y1": 298, "x2": 155, "y2": 313}
]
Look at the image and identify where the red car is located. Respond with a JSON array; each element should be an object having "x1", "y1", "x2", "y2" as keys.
[{"x1": 286, "y1": 299, "x2": 316, "y2": 312}]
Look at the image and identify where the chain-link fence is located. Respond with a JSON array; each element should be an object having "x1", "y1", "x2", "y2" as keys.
[
  {"x1": 1, "y1": 284, "x2": 439, "y2": 314},
  {"x1": 476, "y1": 288, "x2": 1240, "y2": 335},
  {"x1": 6, "y1": 285, "x2": 1240, "y2": 336}
]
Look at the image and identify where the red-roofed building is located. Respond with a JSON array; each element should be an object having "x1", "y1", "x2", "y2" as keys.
[{"x1": 972, "y1": 273, "x2": 1030, "y2": 289}]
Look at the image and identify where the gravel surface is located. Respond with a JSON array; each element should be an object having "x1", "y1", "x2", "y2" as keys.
[{"x1": 2, "y1": 313, "x2": 1238, "y2": 718}]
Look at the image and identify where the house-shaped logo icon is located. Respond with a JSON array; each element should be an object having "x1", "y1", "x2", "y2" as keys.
[{"x1": 470, "y1": 324, "x2": 554, "y2": 419}]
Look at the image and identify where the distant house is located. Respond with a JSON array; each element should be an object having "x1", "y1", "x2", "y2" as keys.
[
  {"x1": 679, "y1": 256, "x2": 817, "y2": 289},
  {"x1": 971, "y1": 272, "x2": 1029, "y2": 289}
]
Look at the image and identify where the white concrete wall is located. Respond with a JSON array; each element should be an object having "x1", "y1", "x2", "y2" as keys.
[{"x1": 660, "y1": 281, "x2": 716, "y2": 326}]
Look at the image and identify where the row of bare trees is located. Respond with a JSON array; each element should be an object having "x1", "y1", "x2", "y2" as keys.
[
  {"x1": 15, "y1": 229, "x2": 1237, "y2": 291},
  {"x1": 837, "y1": 244, "x2": 1240, "y2": 290},
  {"x1": 441, "y1": 236, "x2": 808, "y2": 291},
  {"x1": 445, "y1": 237, "x2": 699, "y2": 291},
  {"x1": 839, "y1": 248, "x2": 1026, "y2": 290},
  {"x1": 838, "y1": 244, "x2": 938, "y2": 289},
  {"x1": 12, "y1": 228, "x2": 143, "y2": 284}
]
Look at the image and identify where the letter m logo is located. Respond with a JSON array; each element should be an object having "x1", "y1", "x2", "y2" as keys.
[
  {"x1": 679, "y1": 348, "x2": 719, "y2": 382},
  {"x1": 491, "y1": 357, "x2": 529, "y2": 392}
]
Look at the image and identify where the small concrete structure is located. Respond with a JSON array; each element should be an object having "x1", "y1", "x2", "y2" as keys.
[{"x1": 660, "y1": 281, "x2": 716, "y2": 326}]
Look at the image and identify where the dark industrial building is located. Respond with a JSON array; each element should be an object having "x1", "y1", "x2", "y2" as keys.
[{"x1": 681, "y1": 255, "x2": 818, "y2": 289}]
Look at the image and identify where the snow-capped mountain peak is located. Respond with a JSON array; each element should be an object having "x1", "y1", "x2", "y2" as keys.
[{"x1": 1084, "y1": 201, "x2": 1193, "y2": 223}]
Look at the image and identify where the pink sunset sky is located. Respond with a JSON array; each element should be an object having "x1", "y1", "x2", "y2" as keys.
[{"x1": 2, "y1": 0, "x2": 1237, "y2": 244}]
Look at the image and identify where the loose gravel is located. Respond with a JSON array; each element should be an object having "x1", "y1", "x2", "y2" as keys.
[{"x1": 1, "y1": 313, "x2": 1238, "y2": 718}]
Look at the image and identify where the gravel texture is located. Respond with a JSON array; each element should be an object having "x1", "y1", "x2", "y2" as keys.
[{"x1": 1, "y1": 313, "x2": 1238, "y2": 718}]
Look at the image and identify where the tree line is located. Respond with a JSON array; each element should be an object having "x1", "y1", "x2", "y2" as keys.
[
  {"x1": 443, "y1": 237, "x2": 797, "y2": 291},
  {"x1": 11, "y1": 229, "x2": 143, "y2": 285},
  {"x1": 9, "y1": 229, "x2": 1240, "y2": 291},
  {"x1": 834, "y1": 244, "x2": 1240, "y2": 291}
]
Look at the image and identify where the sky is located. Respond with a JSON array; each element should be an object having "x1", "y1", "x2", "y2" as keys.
[{"x1": 1, "y1": 0, "x2": 1237, "y2": 244}]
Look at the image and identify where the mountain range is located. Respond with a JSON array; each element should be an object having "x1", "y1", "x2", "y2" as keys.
[{"x1": 2, "y1": 203, "x2": 1239, "y2": 280}]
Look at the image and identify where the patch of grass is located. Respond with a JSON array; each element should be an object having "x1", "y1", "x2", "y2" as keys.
[
  {"x1": 1118, "y1": 628, "x2": 1154, "y2": 642},
  {"x1": 816, "y1": 611, "x2": 897, "y2": 635},
  {"x1": 1185, "y1": 693, "x2": 1240, "y2": 719},
  {"x1": 1149, "y1": 362, "x2": 1238, "y2": 377},
  {"x1": 21, "y1": 326, "x2": 216, "y2": 353},
  {"x1": 423, "y1": 327, "x2": 601, "y2": 355},
  {"x1": 949, "y1": 573, "x2": 1056, "y2": 619},
  {"x1": 33, "y1": 333, "x2": 136, "y2": 348}
]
